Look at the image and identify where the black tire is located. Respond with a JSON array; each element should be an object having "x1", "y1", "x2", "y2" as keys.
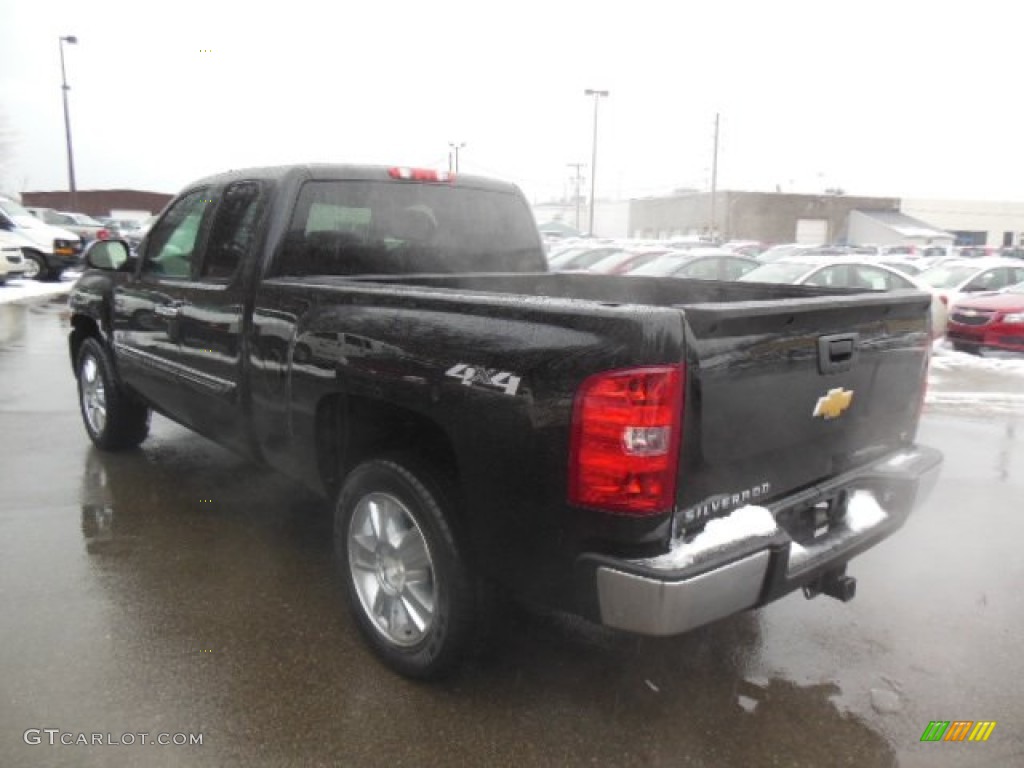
[
  {"x1": 335, "y1": 456, "x2": 478, "y2": 679},
  {"x1": 951, "y1": 341, "x2": 980, "y2": 355},
  {"x1": 22, "y1": 250, "x2": 45, "y2": 281},
  {"x1": 76, "y1": 337, "x2": 151, "y2": 450}
]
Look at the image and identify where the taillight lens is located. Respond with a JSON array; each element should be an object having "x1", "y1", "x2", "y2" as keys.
[
  {"x1": 97, "y1": 229, "x2": 110, "y2": 240},
  {"x1": 569, "y1": 365, "x2": 684, "y2": 516}
]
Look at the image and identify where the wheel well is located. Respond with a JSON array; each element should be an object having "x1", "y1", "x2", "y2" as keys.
[
  {"x1": 316, "y1": 393, "x2": 461, "y2": 503},
  {"x1": 69, "y1": 315, "x2": 101, "y2": 371}
]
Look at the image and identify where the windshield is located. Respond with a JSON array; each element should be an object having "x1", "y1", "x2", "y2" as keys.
[
  {"x1": 69, "y1": 213, "x2": 104, "y2": 226},
  {"x1": 738, "y1": 262, "x2": 813, "y2": 283},
  {"x1": 916, "y1": 264, "x2": 982, "y2": 288},
  {"x1": 0, "y1": 199, "x2": 42, "y2": 226}
]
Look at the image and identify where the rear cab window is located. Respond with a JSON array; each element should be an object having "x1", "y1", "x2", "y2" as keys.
[{"x1": 272, "y1": 180, "x2": 544, "y2": 277}]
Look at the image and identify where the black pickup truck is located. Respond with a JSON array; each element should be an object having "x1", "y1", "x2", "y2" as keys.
[{"x1": 69, "y1": 164, "x2": 942, "y2": 678}]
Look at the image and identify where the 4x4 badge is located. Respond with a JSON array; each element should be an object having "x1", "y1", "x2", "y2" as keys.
[{"x1": 813, "y1": 387, "x2": 854, "y2": 420}]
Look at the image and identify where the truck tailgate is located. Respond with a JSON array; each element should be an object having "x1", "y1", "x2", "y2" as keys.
[{"x1": 674, "y1": 290, "x2": 931, "y2": 528}]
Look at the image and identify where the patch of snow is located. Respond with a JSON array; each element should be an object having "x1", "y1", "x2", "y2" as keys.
[
  {"x1": 926, "y1": 391, "x2": 1024, "y2": 408},
  {"x1": 845, "y1": 491, "x2": 887, "y2": 532},
  {"x1": 642, "y1": 505, "x2": 778, "y2": 570},
  {"x1": 0, "y1": 273, "x2": 78, "y2": 305},
  {"x1": 737, "y1": 694, "x2": 759, "y2": 713},
  {"x1": 930, "y1": 340, "x2": 1024, "y2": 374}
]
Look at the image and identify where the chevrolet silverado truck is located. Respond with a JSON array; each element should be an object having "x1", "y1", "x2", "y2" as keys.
[{"x1": 68, "y1": 164, "x2": 942, "y2": 678}]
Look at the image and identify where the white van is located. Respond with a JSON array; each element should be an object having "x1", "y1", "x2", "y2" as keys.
[
  {"x1": 0, "y1": 230, "x2": 30, "y2": 283},
  {"x1": 0, "y1": 196, "x2": 81, "y2": 280}
]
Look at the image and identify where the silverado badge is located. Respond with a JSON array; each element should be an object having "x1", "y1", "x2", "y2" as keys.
[{"x1": 813, "y1": 387, "x2": 854, "y2": 420}]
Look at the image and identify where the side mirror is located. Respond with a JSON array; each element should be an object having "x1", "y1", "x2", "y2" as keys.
[{"x1": 85, "y1": 239, "x2": 133, "y2": 271}]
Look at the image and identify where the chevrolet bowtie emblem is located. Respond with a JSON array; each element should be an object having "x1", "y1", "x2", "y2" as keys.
[{"x1": 813, "y1": 387, "x2": 854, "y2": 420}]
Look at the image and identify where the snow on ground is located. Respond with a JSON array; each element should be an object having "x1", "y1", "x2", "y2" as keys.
[
  {"x1": 0, "y1": 272, "x2": 78, "y2": 305},
  {"x1": 930, "y1": 338, "x2": 1024, "y2": 375}
]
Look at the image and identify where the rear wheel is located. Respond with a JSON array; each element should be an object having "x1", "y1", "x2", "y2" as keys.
[
  {"x1": 335, "y1": 456, "x2": 478, "y2": 679},
  {"x1": 76, "y1": 337, "x2": 151, "y2": 450}
]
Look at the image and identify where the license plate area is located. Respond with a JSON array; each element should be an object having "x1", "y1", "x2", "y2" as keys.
[{"x1": 775, "y1": 490, "x2": 850, "y2": 546}]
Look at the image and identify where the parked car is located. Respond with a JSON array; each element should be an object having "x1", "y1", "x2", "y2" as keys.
[
  {"x1": 756, "y1": 243, "x2": 822, "y2": 262},
  {"x1": 880, "y1": 244, "x2": 924, "y2": 257},
  {"x1": 547, "y1": 245, "x2": 624, "y2": 272},
  {"x1": 122, "y1": 215, "x2": 158, "y2": 250},
  {"x1": 627, "y1": 248, "x2": 760, "y2": 280},
  {"x1": 721, "y1": 240, "x2": 765, "y2": 257},
  {"x1": 953, "y1": 245, "x2": 999, "y2": 259},
  {"x1": 26, "y1": 208, "x2": 111, "y2": 246},
  {"x1": 585, "y1": 246, "x2": 674, "y2": 275},
  {"x1": 915, "y1": 258, "x2": 1024, "y2": 313},
  {"x1": 739, "y1": 256, "x2": 947, "y2": 336},
  {"x1": 878, "y1": 258, "x2": 926, "y2": 275},
  {"x1": 946, "y1": 282, "x2": 1024, "y2": 354},
  {"x1": 0, "y1": 197, "x2": 81, "y2": 280}
]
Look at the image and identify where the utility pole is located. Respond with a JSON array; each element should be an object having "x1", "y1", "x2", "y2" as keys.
[
  {"x1": 709, "y1": 112, "x2": 719, "y2": 242},
  {"x1": 584, "y1": 89, "x2": 609, "y2": 236},
  {"x1": 567, "y1": 162, "x2": 585, "y2": 232},
  {"x1": 448, "y1": 141, "x2": 465, "y2": 173},
  {"x1": 59, "y1": 35, "x2": 78, "y2": 211}
]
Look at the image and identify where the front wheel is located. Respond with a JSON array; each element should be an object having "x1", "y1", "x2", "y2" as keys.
[
  {"x1": 951, "y1": 341, "x2": 981, "y2": 355},
  {"x1": 335, "y1": 457, "x2": 478, "y2": 679},
  {"x1": 21, "y1": 251, "x2": 44, "y2": 281},
  {"x1": 76, "y1": 337, "x2": 151, "y2": 450}
]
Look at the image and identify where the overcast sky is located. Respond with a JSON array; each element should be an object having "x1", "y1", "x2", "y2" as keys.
[{"x1": 1, "y1": 0, "x2": 1021, "y2": 205}]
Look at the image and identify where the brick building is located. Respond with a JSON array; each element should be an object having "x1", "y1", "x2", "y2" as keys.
[{"x1": 20, "y1": 189, "x2": 173, "y2": 219}]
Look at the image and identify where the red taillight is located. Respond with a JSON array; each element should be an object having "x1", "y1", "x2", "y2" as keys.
[
  {"x1": 388, "y1": 167, "x2": 455, "y2": 183},
  {"x1": 568, "y1": 365, "x2": 684, "y2": 516},
  {"x1": 938, "y1": 294, "x2": 948, "y2": 306},
  {"x1": 97, "y1": 229, "x2": 110, "y2": 240}
]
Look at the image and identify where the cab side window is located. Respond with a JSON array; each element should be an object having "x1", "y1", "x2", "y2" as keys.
[
  {"x1": 201, "y1": 181, "x2": 265, "y2": 280},
  {"x1": 143, "y1": 189, "x2": 212, "y2": 279}
]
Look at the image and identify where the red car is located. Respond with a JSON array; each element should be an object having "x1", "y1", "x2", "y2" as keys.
[{"x1": 946, "y1": 282, "x2": 1024, "y2": 353}]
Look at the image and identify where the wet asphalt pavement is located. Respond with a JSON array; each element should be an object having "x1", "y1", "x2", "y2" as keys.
[{"x1": 1, "y1": 296, "x2": 1022, "y2": 768}]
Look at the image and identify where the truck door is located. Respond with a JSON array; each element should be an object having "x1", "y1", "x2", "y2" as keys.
[
  {"x1": 113, "y1": 187, "x2": 215, "y2": 424},
  {"x1": 175, "y1": 180, "x2": 266, "y2": 452}
]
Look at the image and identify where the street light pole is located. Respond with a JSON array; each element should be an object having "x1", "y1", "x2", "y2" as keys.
[
  {"x1": 59, "y1": 35, "x2": 78, "y2": 211},
  {"x1": 567, "y1": 162, "x2": 585, "y2": 232},
  {"x1": 448, "y1": 141, "x2": 465, "y2": 173},
  {"x1": 584, "y1": 89, "x2": 608, "y2": 236}
]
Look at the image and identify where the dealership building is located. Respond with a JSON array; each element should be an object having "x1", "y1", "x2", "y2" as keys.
[{"x1": 535, "y1": 191, "x2": 1024, "y2": 247}]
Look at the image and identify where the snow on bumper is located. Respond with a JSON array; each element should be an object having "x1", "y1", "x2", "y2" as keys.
[{"x1": 585, "y1": 444, "x2": 943, "y2": 636}]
